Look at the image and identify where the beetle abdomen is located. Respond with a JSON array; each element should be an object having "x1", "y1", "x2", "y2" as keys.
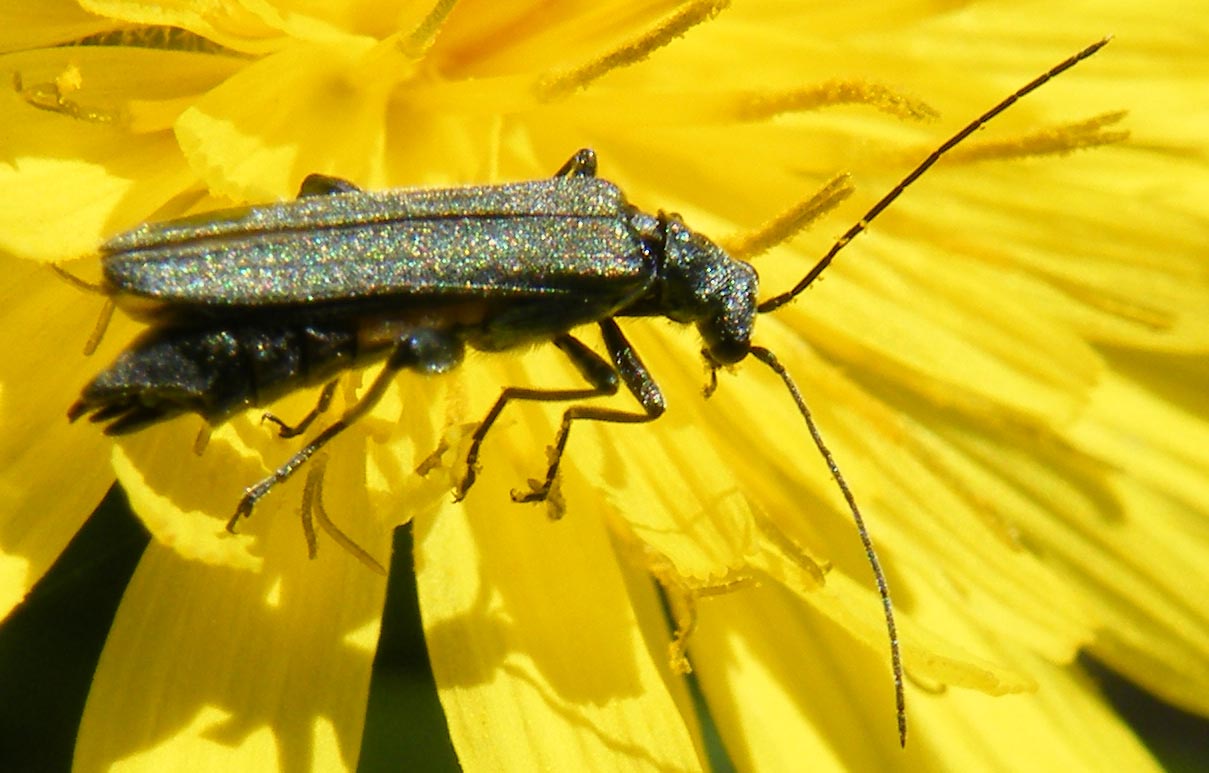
[{"x1": 69, "y1": 323, "x2": 364, "y2": 434}]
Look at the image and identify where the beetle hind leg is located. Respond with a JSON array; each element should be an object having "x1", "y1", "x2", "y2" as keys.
[
  {"x1": 230, "y1": 329, "x2": 464, "y2": 531},
  {"x1": 261, "y1": 379, "x2": 339, "y2": 438}
]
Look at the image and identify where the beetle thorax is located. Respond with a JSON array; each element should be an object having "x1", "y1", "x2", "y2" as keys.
[{"x1": 657, "y1": 215, "x2": 758, "y2": 364}]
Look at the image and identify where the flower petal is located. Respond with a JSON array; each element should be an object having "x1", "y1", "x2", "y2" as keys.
[
  {"x1": 691, "y1": 584, "x2": 1163, "y2": 771},
  {"x1": 174, "y1": 40, "x2": 405, "y2": 200},
  {"x1": 79, "y1": 0, "x2": 285, "y2": 53},
  {"x1": 0, "y1": 259, "x2": 130, "y2": 618},
  {"x1": 1064, "y1": 367, "x2": 1209, "y2": 715},
  {"x1": 0, "y1": 1, "x2": 116, "y2": 52},
  {"x1": 0, "y1": 49, "x2": 205, "y2": 260},
  {"x1": 416, "y1": 423, "x2": 703, "y2": 770},
  {"x1": 74, "y1": 476, "x2": 392, "y2": 769}
]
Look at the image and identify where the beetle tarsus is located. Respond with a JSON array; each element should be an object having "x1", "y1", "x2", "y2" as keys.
[
  {"x1": 454, "y1": 332, "x2": 618, "y2": 502},
  {"x1": 701, "y1": 350, "x2": 721, "y2": 398},
  {"x1": 511, "y1": 480, "x2": 548, "y2": 504},
  {"x1": 451, "y1": 461, "x2": 479, "y2": 502},
  {"x1": 228, "y1": 497, "x2": 256, "y2": 533},
  {"x1": 261, "y1": 379, "x2": 339, "y2": 438}
]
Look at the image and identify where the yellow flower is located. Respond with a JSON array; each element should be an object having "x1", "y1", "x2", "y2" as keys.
[{"x1": 2, "y1": 1, "x2": 1207, "y2": 770}]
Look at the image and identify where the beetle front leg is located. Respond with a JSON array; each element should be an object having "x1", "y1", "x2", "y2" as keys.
[
  {"x1": 552, "y1": 148, "x2": 597, "y2": 178},
  {"x1": 512, "y1": 318, "x2": 666, "y2": 510},
  {"x1": 454, "y1": 333, "x2": 619, "y2": 501}
]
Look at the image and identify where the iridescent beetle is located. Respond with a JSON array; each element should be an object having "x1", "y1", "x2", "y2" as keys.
[{"x1": 67, "y1": 40, "x2": 1110, "y2": 743}]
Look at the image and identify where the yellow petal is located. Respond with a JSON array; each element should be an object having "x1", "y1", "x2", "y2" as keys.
[
  {"x1": 0, "y1": 50, "x2": 202, "y2": 260},
  {"x1": 0, "y1": 0, "x2": 115, "y2": 51},
  {"x1": 174, "y1": 39, "x2": 410, "y2": 200},
  {"x1": 74, "y1": 481, "x2": 392, "y2": 769},
  {"x1": 0, "y1": 258, "x2": 135, "y2": 618},
  {"x1": 1065, "y1": 368, "x2": 1209, "y2": 715},
  {"x1": 79, "y1": 0, "x2": 285, "y2": 53},
  {"x1": 691, "y1": 584, "x2": 1162, "y2": 771},
  {"x1": 416, "y1": 431, "x2": 703, "y2": 770}
]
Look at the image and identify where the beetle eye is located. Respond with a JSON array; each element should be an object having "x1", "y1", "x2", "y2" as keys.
[{"x1": 700, "y1": 311, "x2": 751, "y2": 365}]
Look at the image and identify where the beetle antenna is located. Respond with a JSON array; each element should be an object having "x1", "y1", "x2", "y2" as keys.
[
  {"x1": 50, "y1": 264, "x2": 104, "y2": 295},
  {"x1": 748, "y1": 345, "x2": 906, "y2": 746},
  {"x1": 757, "y1": 37, "x2": 1110, "y2": 315}
]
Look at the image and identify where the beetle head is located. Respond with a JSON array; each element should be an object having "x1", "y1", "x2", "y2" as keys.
[{"x1": 660, "y1": 216, "x2": 758, "y2": 364}]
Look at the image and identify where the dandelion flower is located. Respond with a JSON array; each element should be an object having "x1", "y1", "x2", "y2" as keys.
[{"x1": 1, "y1": 1, "x2": 1206, "y2": 770}]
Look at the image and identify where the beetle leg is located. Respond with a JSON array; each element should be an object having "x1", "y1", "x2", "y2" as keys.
[
  {"x1": 82, "y1": 298, "x2": 116, "y2": 356},
  {"x1": 297, "y1": 173, "x2": 361, "y2": 197},
  {"x1": 552, "y1": 148, "x2": 598, "y2": 178},
  {"x1": 300, "y1": 454, "x2": 388, "y2": 575},
  {"x1": 701, "y1": 349, "x2": 721, "y2": 397},
  {"x1": 262, "y1": 378, "x2": 339, "y2": 438},
  {"x1": 229, "y1": 329, "x2": 464, "y2": 532},
  {"x1": 51, "y1": 265, "x2": 114, "y2": 355},
  {"x1": 454, "y1": 333, "x2": 619, "y2": 501},
  {"x1": 512, "y1": 317, "x2": 666, "y2": 510}
]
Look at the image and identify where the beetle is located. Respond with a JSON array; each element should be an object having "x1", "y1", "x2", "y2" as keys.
[{"x1": 66, "y1": 39, "x2": 1109, "y2": 744}]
